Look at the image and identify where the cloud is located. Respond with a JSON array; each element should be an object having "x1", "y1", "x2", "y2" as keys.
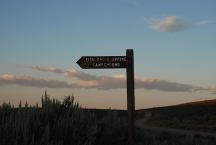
[
  {"x1": 0, "y1": 73, "x2": 209, "y2": 93},
  {"x1": 12, "y1": 65, "x2": 215, "y2": 93},
  {"x1": 0, "y1": 73, "x2": 212, "y2": 93},
  {"x1": 147, "y1": 16, "x2": 189, "y2": 32},
  {"x1": 24, "y1": 65, "x2": 99, "y2": 81},
  {"x1": 134, "y1": 77, "x2": 203, "y2": 92},
  {"x1": 0, "y1": 74, "x2": 77, "y2": 89},
  {"x1": 89, "y1": 75, "x2": 205, "y2": 92},
  {"x1": 64, "y1": 69, "x2": 99, "y2": 81},
  {"x1": 207, "y1": 86, "x2": 216, "y2": 94},
  {"x1": 24, "y1": 65, "x2": 63, "y2": 73},
  {"x1": 146, "y1": 16, "x2": 216, "y2": 32}
]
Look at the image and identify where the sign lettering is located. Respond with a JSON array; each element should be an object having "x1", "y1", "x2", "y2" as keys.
[{"x1": 77, "y1": 56, "x2": 127, "y2": 69}]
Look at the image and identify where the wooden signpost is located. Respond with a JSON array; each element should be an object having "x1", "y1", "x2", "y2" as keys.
[{"x1": 77, "y1": 49, "x2": 135, "y2": 145}]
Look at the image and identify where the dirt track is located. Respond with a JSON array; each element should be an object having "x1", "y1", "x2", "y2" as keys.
[{"x1": 136, "y1": 112, "x2": 216, "y2": 137}]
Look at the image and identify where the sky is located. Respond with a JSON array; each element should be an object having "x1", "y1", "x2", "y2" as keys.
[{"x1": 1, "y1": 0, "x2": 216, "y2": 109}]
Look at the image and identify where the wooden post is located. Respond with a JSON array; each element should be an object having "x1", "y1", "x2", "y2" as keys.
[
  {"x1": 77, "y1": 50, "x2": 135, "y2": 144},
  {"x1": 126, "y1": 49, "x2": 135, "y2": 145}
]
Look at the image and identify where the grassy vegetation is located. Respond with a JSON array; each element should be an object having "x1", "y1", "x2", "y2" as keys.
[
  {"x1": 1, "y1": 92, "x2": 216, "y2": 145},
  {"x1": 0, "y1": 92, "x2": 127, "y2": 145}
]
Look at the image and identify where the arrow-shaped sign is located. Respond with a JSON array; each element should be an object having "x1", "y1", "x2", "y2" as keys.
[{"x1": 77, "y1": 56, "x2": 127, "y2": 69}]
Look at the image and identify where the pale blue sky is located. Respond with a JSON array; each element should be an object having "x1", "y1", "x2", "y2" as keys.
[{"x1": 0, "y1": 0, "x2": 216, "y2": 109}]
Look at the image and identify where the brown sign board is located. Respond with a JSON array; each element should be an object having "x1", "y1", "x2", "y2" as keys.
[{"x1": 76, "y1": 56, "x2": 127, "y2": 69}]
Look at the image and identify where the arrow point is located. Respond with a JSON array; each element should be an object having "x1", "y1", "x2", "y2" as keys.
[{"x1": 76, "y1": 57, "x2": 82, "y2": 67}]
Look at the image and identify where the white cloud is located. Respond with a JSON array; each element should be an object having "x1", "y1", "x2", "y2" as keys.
[
  {"x1": 135, "y1": 77, "x2": 197, "y2": 92},
  {"x1": 207, "y1": 86, "x2": 216, "y2": 94},
  {"x1": 24, "y1": 65, "x2": 99, "y2": 81},
  {"x1": 146, "y1": 16, "x2": 216, "y2": 32},
  {"x1": 147, "y1": 16, "x2": 189, "y2": 32},
  {"x1": 1, "y1": 74, "x2": 15, "y2": 81},
  {"x1": 24, "y1": 65, "x2": 63, "y2": 73},
  {"x1": 0, "y1": 74, "x2": 77, "y2": 89},
  {"x1": 64, "y1": 69, "x2": 99, "y2": 81},
  {"x1": 5, "y1": 65, "x2": 212, "y2": 93},
  {"x1": 0, "y1": 73, "x2": 210, "y2": 93}
]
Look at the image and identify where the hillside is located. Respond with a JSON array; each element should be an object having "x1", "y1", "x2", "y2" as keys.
[
  {"x1": 136, "y1": 99, "x2": 216, "y2": 133},
  {"x1": 178, "y1": 99, "x2": 216, "y2": 106}
]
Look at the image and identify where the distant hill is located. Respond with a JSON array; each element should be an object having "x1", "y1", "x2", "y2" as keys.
[
  {"x1": 137, "y1": 99, "x2": 216, "y2": 112},
  {"x1": 177, "y1": 99, "x2": 216, "y2": 106}
]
